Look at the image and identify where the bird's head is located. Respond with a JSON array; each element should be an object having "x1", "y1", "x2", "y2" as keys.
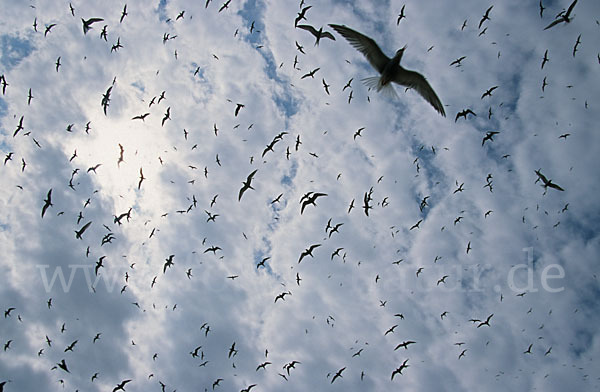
[{"x1": 395, "y1": 45, "x2": 407, "y2": 61}]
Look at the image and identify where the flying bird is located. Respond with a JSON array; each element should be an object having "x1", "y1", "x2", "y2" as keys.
[
  {"x1": 41, "y1": 189, "x2": 53, "y2": 218},
  {"x1": 298, "y1": 244, "x2": 321, "y2": 263},
  {"x1": 238, "y1": 169, "x2": 258, "y2": 201},
  {"x1": 82, "y1": 17, "x2": 103, "y2": 34},
  {"x1": 479, "y1": 6, "x2": 493, "y2": 29},
  {"x1": 544, "y1": 0, "x2": 578, "y2": 30},
  {"x1": 296, "y1": 24, "x2": 335, "y2": 46},
  {"x1": 329, "y1": 24, "x2": 445, "y2": 116},
  {"x1": 455, "y1": 108, "x2": 476, "y2": 122},
  {"x1": 112, "y1": 379, "x2": 132, "y2": 392}
]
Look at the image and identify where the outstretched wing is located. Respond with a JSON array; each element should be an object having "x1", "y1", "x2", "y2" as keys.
[
  {"x1": 329, "y1": 24, "x2": 390, "y2": 73},
  {"x1": 392, "y1": 69, "x2": 445, "y2": 116}
]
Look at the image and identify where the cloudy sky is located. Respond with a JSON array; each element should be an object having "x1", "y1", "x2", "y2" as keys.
[{"x1": 1, "y1": 0, "x2": 599, "y2": 391}]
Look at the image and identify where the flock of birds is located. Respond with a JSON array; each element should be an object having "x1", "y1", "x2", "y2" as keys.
[{"x1": 0, "y1": 0, "x2": 596, "y2": 391}]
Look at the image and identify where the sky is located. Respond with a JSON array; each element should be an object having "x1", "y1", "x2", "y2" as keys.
[{"x1": 1, "y1": 0, "x2": 599, "y2": 391}]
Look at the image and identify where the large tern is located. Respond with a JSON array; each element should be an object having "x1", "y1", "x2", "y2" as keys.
[{"x1": 329, "y1": 24, "x2": 445, "y2": 116}]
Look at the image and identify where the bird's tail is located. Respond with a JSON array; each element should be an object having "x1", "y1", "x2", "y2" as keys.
[{"x1": 361, "y1": 76, "x2": 398, "y2": 99}]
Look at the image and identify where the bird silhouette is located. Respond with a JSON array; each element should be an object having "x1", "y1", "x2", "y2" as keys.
[
  {"x1": 329, "y1": 24, "x2": 445, "y2": 116},
  {"x1": 82, "y1": 17, "x2": 103, "y2": 34},
  {"x1": 544, "y1": 0, "x2": 577, "y2": 29},
  {"x1": 41, "y1": 189, "x2": 53, "y2": 218},
  {"x1": 238, "y1": 169, "x2": 258, "y2": 201},
  {"x1": 298, "y1": 244, "x2": 321, "y2": 263},
  {"x1": 296, "y1": 25, "x2": 335, "y2": 46}
]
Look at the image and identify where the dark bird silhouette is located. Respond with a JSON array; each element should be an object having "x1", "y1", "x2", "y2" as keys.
[
  {"x1": 218, "y1": 0, "x2": 232, "y2": 12},
  {"x1": 301, "y1": 67, "x2": 320, "y2": 79},
  {"x1": 163, "y1": 254, "x2": 174, "y2": 273},
  {"x1": 113, "y1": 379, "x2": 132, "y2": 392},
  {"x1": 64, "y1": 340, "x2": 78, "y2": 352},
  {"x1": 56, "y1": 359, "x2": 70, "y2": 373},
  {"x1": 75, "y1": 221, "x2": 92, "y2": 239},
  {"x1": 544, "y1": 0, "x2": 577, "y2": 29},
  {"x1": 479, "y1": 6, "x2": 493, "y2": 29},
  {"x1": 256, "y1": 361, "x2": 271, "y2": 371},
  {"x1": 298, "y1": 244, "x2": 321, "y2": 263},
  {"x1": 82, "y1": 17, "x2": 103, "y2": 34},
  {"x1": 329, "y1": 24, "x2": 445, "y2": 116},
  {"x1": 455, "y1": 108, "x2": 476, "y2": 122},
  {"x1": 331, "y1": 367, "x2": 345, "y2": 383},
  {"x1": 41, "y1": 189, "x2": 53, "y2": 218},
  {"x1": 477, "y1": 313, "x2": 493, "y2": 327},
  {"x1": 120, "y1": 4, "x2": 128, "y2": 23},
  {"x1": 102, "y1": 86, "x2": 112, "y2": 115},
  {"x1": 55, "y1": 56, "x2": 61, "y2": 71},
  {"x1": 138, "y1": 168, "x2": 145, "y2": 189},
  {"x1": 450, "y1": 56, "x2": 466, "y2": 67},
  {"x1": 4, "y1": 308, "x2": 15, "y2": 318},
  {"x1": 238, "y1": 169, "x2": 258, "y2": 201},
  {"x1": 235, "y1": 103, "x2": 245, "y2": 116},
  {"x1": 391, "y1": 359, "x2": 409, "y2": 380},
  {"x1": 410, "y1": 219, "x2": 422, "y2": 230},
  {"x1": 297, "y1": 24, "x2": 335, "y2": 46},
  {"x1": 300, "y1": 192, "x2": 327, "y2": 214},
  {"x1": 394, "y1": 341, "x2": 416, "y2": 350},
  {"x1": 397, "y1": 5, "x2": 406, "y2": 25},
  {"x1": 482, "y1": 131, "x2": 499, "y2": 146},
  {"x1": 459, "y1": 349, "x2": 467, "y2": 359},
  {"x1": 13, "y1": 115, "x2": 24, "y2": 137},
  {"x1": 481, "y1": 86, "x2": 498, "y2": 99},
  {"x1": 44, "y1": 23, "x2": 57, "y2": 37},
  {"x1": 541, "y1": 49, "x2": 549, "y2": 69},
  {"x1": 523, "y1": 343, "x2": 533, "y2": 354},
  {"x1": 132, "y1": 113, "x2": 150, "y2": 121},
  {"x1": 535, "y1": 169, "x2": 564, "y2": 192},
  {"x1": 161, "y1": 107, "x2": 171, "y2": 126},
  {"x1": 295, "y1": 6, "x2": 311, "y2": 27},
  {"x1": 572, "y1": 34, "x2": 581, "y2": 57}
]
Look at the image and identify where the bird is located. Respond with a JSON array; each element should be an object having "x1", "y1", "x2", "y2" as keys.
[
  {"x1": 218, "y1": 0, "x2": 232, "y2": 12},
  {"x1": 163, "y1": 254, "x2": 174, "y2": 273},
  {"x1": 13, "y1": 115, "x2": 24, "y2": 136},
  {"x1": 455, "y1": 108, "x2": 476, "y2": 122},
  {"x1": 82, "y1": 17, "x2": 103, "y2": 34},
  {"x1": 459, "y1": 349, "x2": 467, "y2": 359},
  {"x1": 329, "y1": 24, "x2": 445, "y2": 116},
  {"x1": 477, "y1": 313, "x2": 493, "y2": 327},
  {"x1": 535, "y1": 169, "x2": 564, "y2": 192},
  {"x1": 120, "y1": 4, "x2": 128, "y2": 23},
  {"x1": 541, "y1": 49, "x2": 549, "y2": 69},
  {"x1": 56, "y1": 359, "x2": 70, "y2": 373},
  {"x1": 112, "y1": 379, "x2": 132, "y2": 392},
  {"x1": 523, "y1": 343, "x2": 533, "y2": 354},
  {"x1": 331, "y1": 367, "x2": 345, "y2": 383},
  {"x1": 450, "y1": 56, "x2": 466, "y2": 67},
  {"x1": 296, "y1": 24, "x2": 335, "y2": 46},
  {"x1": 394, "y1": 341, "x2": 416, "y2": 350},
  {"x1": 234, "y1": 103, "x2": 245, "y2": 116},
  {"x1": 132, "y1": 113, "x2": 150, "y2": 121},
  {"x1": 397, "y1": 5, "x2": 406, "y2": 25},
  {"x1": 301, "y1": 67, "x2": 320, "y2": 79},
  {"x1": 479, "y1": 6, "x2": 493, "y2": 29},
  {"x1": 41, "y1": 189, "x2": 53, "y2": 218},
  {"x1": 544, "y1": 0, "x2": 578, "y2": 30},
  {"x1": 238, "y1": 169, "x2": 258, "y2": 201},
  {"x1": 482, "y1": 131, "x2": 499, "y2": 146},
  {"x1": 391, "y1": 359, "x2": 409, "y2": 380},
  {"x1": 481, "y1": 86, "x2": 498, "y2": 99},
  {"x1": 294, "y1": 6, "x2": 311, "y2": 27},
  {"x1": 75, "y1": 221, "x2": 92, "y2": 239},
  {"x1": 298, "y1": 244, "x2": 321, "y2": 263},
  {"x1": 138, "y1": 168, "x2": 146, "y2": 189},
  {"x1": 44, "y1": 23, "x2": 57, "y2": 37},
  {"x1": 300, "y1": 192, "x2": 327, "y2": 214}
]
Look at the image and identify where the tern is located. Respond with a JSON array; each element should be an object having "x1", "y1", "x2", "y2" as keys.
[{"x1": 329, "y1": 24, "x2": 445, "y2": 116}]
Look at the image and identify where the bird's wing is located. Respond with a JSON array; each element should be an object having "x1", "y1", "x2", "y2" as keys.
[
  {"x1": 566, "y1": 0, "x2": 578, "y2": 16},
  {"x1": 296, "y1": 24, "x2": 318, "y2": 36},
  {"x1": 543, "y1": 19, "x2": 562, "y2": 30},
  {"x1": 320, "y1": 31, "x2": 336, "y2": 41},
  {"x1": 392, "y1": 69, "x2": 445, "y2": 116},
  {"x1": 329, "y1": 24, "x2": 390, "y2": 73}
]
